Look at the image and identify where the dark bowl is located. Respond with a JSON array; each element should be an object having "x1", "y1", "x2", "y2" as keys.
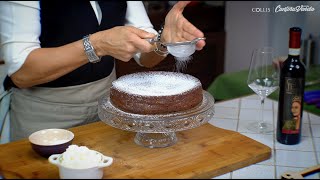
[{"x1": 28, "y1": 129, "x2": 74, "y2": 158}]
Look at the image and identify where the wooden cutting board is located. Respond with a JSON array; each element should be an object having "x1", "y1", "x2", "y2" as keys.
[{"x1": 0, "y1": 122, "x2": 271, "y2": 179}]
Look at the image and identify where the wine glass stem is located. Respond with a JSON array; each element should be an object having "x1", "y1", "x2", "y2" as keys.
[{"x1": 259, "y1": 97, "x2": 265, "y2": 128}]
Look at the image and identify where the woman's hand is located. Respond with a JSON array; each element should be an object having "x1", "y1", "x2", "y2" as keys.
[
  {"x1": 162, "y1": 1, "x2": 205, "y2": 51},
  {"x1": 91, "y1": 26, "x2": 157, "y2": 62}
]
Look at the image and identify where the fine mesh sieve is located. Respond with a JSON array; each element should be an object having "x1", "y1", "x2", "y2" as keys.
[{"x1": 146, "y1": 37, "x2": 206, "y2": 58}]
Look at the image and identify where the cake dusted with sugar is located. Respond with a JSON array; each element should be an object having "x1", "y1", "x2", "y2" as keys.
[{"x1": 110, "y1": 71, "x2": 203, "y2": 114}]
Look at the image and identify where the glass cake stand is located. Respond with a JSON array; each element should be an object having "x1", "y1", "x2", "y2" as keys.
[{"x1": 98, "y1": 91, "x2": 215, "y2": 148}]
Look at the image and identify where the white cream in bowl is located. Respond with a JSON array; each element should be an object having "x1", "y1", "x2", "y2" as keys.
[
  {"x1": 60, "y1": 145, "x2": 104, "y2": 169},
  {"x1": 49, "y1": 145, "x2": 113, "y2": 179}
]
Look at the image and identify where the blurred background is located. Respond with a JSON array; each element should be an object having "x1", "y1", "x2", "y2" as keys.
[
  {"x1": 223, "y1": 1, "x2": 320, "y2": 73},
  {"x1": 141, "y1": 1, "x2": 320, "y2": 72}
]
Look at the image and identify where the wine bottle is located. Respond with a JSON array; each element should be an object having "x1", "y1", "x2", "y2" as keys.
[{"x1": 276, "y1": 27, "x2": 306, "y2": 145}]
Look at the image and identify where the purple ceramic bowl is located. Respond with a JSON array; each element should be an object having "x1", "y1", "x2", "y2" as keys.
[{"x1": 28, "y1": 129, "x2": 74, "y2": 158}]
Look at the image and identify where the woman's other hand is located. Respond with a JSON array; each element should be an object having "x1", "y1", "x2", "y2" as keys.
[
  {"x1": 91, "y1": 26, "x2": 157, "y2": 62},
  {"x1": 162, "y1": 1, "x2": 205, "y2": 51}
]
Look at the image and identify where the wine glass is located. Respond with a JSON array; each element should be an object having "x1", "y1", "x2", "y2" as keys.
[{"x1": 247, "y1": 47, "x2": 280, "y2": 133}]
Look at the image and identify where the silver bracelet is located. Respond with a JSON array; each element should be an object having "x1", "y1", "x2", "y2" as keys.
[{"x1": 83, "y1": 35, "x2": 101, "y2": 63}]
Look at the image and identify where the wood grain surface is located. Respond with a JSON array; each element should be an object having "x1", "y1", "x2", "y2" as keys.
[{"x1": 0, "y1": 122, "x2": 271, "y2": 179}]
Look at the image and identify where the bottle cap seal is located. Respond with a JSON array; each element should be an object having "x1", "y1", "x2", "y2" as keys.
[{"x1": 289, "y1": 27, "x2": 302, "y2": 49}]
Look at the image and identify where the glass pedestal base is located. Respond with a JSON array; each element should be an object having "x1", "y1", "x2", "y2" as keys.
[
  {"x1": 247, "y1": 122, "x2": 274, "y2": 134},
  {"x1": 134, "y1": 132, "x2": 177, "y2": 148},
  {"x1": 98, "y1": 91, "x2": 215, "y2": 148}
]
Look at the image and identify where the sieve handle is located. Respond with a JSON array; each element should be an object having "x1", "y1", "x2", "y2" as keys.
[{"x1": 162, "y1": 37, "x2": 206, "y2": 47}]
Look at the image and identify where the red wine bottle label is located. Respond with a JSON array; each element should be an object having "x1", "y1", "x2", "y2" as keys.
[{"x1": 281, "y1": 77, "x2": 303, "y2": 134}]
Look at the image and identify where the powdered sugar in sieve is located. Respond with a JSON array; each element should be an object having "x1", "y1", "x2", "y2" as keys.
[
  {"x1": 145, "y1": 37, "x2": 206, "y2": 72},
  {"x1": 164, "y1": 37, "x2": 205, "y2": 71},
  {"x1": 163, "y1": 37, "x2": 205, "y2": 59}
]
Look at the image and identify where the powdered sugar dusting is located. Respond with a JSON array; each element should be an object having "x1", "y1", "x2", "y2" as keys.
[{"x1": 112, "y1": 71, "x2": 201, "y2": 96}]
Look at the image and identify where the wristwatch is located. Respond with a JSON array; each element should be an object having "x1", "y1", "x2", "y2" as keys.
[{"x1": 83, "y1": 35, "x2": 101, "y2": 63}]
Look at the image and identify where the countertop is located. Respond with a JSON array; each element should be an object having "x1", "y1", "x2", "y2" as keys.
[
  {"x1": 0, "y1": 93, "x2": 272, "y2": 179},
  {"x1": 210, "y1": 94, "x2": 320, "y2": 179},
  {"x1": 0, "y1": 92, "x2": 319, "y2": 179}
]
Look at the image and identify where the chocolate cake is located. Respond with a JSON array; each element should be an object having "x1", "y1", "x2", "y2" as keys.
[{"x1": 110, "y1": 71, "x2": 203, "y2": 114}]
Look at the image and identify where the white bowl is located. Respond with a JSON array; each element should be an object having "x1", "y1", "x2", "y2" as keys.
[
  {"x1": 28, "y1": 129, "x2": 74, "y2": 157},
  {"x1": 48, "y1": 149, "x2": 113, "y2": 179}
]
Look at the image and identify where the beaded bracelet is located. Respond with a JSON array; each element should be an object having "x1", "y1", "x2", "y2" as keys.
[
  {"x1": 156, "y1": 25, "x2": 164, "y2": 41},
  {"x1": 158, "y1": 24, "x2": 168, "y2": 48}
]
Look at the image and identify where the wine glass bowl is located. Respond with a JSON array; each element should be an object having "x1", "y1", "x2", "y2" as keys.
[{"x1": 247, "y1": 47, "x2": 280, "y2": 133}]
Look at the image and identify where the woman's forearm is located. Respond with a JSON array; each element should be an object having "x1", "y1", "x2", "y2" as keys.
[
  {"x1": 10, "y1": 27, "x2": 165, "y2": 88},
  {"x1": 10, "y1": 36, "x2": 164, "y2": 88},
  {"x1": 11, "y1": 40, "x2": 88, "y2": 88}
]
